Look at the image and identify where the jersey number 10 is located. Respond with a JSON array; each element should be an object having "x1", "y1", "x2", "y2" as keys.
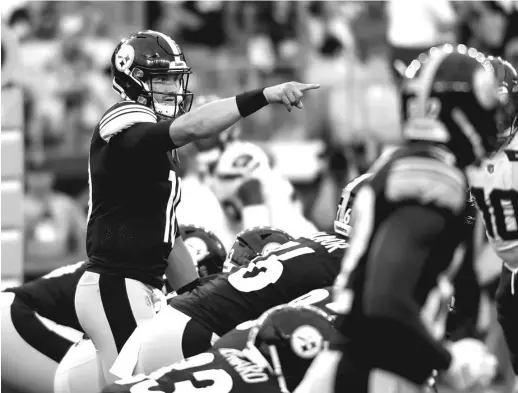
[{"x1": 471, "y1": 187, "x2": 518, "y2": 240}]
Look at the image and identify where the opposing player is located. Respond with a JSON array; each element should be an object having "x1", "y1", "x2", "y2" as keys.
[
  {"x1": 467, "y1": 56, "x2": 518, "y2": 386},
  {"x1": 299, "y1": 45, "x2": 502, "y2": 393},
  {"x1": 103, "y1": 304, "x2": 337, "y2": 393},
  {"x1": 2, "y1": 262, "x2": 86, "y2": 393},
  {"x1": 78, "y1": 29, "x2": 320, "y2": 386},
  {"x1": 183, "y1": 94, "x2": 318, "y2": 242}
]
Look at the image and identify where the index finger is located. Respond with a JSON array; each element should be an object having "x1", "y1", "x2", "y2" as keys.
[{"x1": 297, "y1": 83, "x2": 320, "y2": 91}]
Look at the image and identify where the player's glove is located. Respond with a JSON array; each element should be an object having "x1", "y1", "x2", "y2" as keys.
[
  {"x1": 236, "y1": 178, "x2": 265, "y2": 206},
  {"x1": 442, "y1": 338, "x2": 498, "y2": 390}
]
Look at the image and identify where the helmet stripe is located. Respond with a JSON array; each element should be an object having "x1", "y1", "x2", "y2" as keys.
[{"x1": 154, "y1": 31, "x2": 181, "y2": 60}]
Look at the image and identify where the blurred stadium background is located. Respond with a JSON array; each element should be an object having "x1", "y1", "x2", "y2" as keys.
[
  {"x1": 1, "y1": 2, "x2": 518, "y2": 392},
  {"x1": 1, "y1": 0, "x2": 518, "y2": 285}
]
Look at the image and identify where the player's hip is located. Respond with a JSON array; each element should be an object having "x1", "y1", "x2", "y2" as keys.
[
  {"x1": 1, "y1": 292, "x2": 83, "y2": 393},
  {"x1": 110, "y1": 305, "x2": 217, "y2": 378}
]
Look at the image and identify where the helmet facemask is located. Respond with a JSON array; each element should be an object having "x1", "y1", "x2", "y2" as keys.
[{"x1": 141, "y1": 68, "x2": 193, "y2": 119}]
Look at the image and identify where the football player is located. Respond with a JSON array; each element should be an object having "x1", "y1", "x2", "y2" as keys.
[
  {"x1": 299, "y1": 45, "x2": 502, "y2": 393},
  {"x1": 1, "y1": 262, "x2": 86, "y2": 393},
  {"x1": 79, "y1": 28, "x2": 320, "y2": 386},
  {"x1": 467, "y1": 55, "x2": 518, "y2": 386},
  {"x1": 103, "y1": 304, "x2": 337, "y2": 393},
  {"x1": 185, "y1": 94, "x2": 318, "y2": 242},
  {"x1": 106, "y1": 176, "x2": 368, "y2": 379}
]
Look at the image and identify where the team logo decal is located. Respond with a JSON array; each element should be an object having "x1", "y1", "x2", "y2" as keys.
[
  {"x1": 115, "y1": 44, "x2": 135, "y2": 72},
  {"x1": 290, "y1": 325, "x2": 323, "y2": 359},
  {"x1": 261, "y1": 242, "x2": 281, "y2": 256},
  {"x1": 184, "y1": 237, "x2": 209, "y2": 265}
]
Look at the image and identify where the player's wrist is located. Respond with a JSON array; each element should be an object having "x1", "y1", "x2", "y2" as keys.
[{"x1": 235, "y1": 88, "x2": 268, "y2": 118}]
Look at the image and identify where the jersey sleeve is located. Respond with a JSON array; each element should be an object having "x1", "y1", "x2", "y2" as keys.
[
  {"x1": 99, "y1": 101, "x2": 176, "y2": 152},
  {"x1": 358, "y1": 204, "x2": 453, "y2": 384}
]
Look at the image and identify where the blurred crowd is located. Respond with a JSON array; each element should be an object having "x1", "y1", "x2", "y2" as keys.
[{"x1": 3, "y1": 0, "x2": 518, "y2": 274}]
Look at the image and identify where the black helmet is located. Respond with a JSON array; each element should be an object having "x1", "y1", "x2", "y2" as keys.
[
  {"x1": 180, "y1": 224, "x2": 227, "y2": 277},
  {"x1": 223, "y1": 226, "x2": 294, "y2": 273},
  {"x1": 246, "y1": 304, "x2": 337, "y2": 393},
  {"x1": 110, "y1": 30, "x2": 193, "y2": 119},
  {"x1": 401, "y1": 44, "x2": 501, "y2": 168}
]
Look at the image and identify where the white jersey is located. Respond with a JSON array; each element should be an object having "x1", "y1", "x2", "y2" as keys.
[
  {"x1": 175, "y1": 174, "x2": 235, "y2": 250},
  {"x1": 468, "y1": 134, "x2": 518, "y2": 268},
  {"x1": 209, "y1": 141, "x2": 318, "y2": 239}
]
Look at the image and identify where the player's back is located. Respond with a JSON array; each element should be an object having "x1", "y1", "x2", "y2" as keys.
[
  {"x1": 337, "y1": 144, "x2": 468, "y2": 336},
  {"x1": 87, "y1": 100, "x2": 181, "y2": 288},
  {"x1": 103, "y1": 348, "x2": 279, "y2": 393},
  {"x1": 4, "y1": 261, "x2": 86, "y2": 331},
  {"x1": 468, "y1": 133, "x2": 518, "y2": 268},
  {"x1": 169, "y1": 232, "x2": 347, "y2": 336}
]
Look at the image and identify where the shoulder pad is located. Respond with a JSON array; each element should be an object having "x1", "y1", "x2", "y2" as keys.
[
  {"x1": 386, "y1": 156, "x2": 466, "y2": 214},
  {"x1": 98, "y1": 101, "x2": 157, "y2": 142}
]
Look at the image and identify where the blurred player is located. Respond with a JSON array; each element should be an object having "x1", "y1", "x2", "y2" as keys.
[
  {"x1": 299, "y1": 45, "x2": 502, "y2": 393},
  {"x1": 1, "y1": 262, "x2": 86, "y2": 393},
  {"x1": 78, "y1": 28, "x2": 320, "y2": 386},
  {"x1": 468, "y1": 55, "x2": 518, "y2": 389},
  {"x1": 186, "y1": 94, "x2": 318, "y2": 242},
  {"x1": 103, "y1": 304, "x2": 337, "y2": 393}
]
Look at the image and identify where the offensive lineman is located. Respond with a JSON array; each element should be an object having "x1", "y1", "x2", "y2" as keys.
[
  {"x1": 103, "y1": 305, "x2": 338, "y2": 393},
  {"x1": 77, "y1": 29, "x2": 320, "y2": 386},
  {"x1": 105, "y1": 176, "x2": 369, "y2": 379}
]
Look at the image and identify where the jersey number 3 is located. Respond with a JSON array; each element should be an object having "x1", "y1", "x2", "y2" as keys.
[{"x1": 471, "y1": 187, "x2": 518, "y2": 240}]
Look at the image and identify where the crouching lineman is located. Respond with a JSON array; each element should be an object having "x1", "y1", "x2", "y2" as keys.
[
  {"x1": 103, "y1": 304, "x2": 338, "y2": 393},
  {"x1": 102, "y1": 177, "x2": 369, "y2": 385},
  {"x1": 1, "y1": 262, "x2": 86, "y2": 393},
  {"x1": 297, "y1": 45, "x2": 502, "y2": 393},
  {"x1": 468, "y1": 56, "x2": 518, "y2": 391}
]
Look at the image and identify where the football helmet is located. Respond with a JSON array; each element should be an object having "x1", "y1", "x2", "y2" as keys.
[
  {"x1": 488, "y1": 56, "x2": 518, "y2": 150},
  {"x1": 179, "y1": 224, "x2": 227, "y2": 277},
  {"x1": 208, "y1": 141, "x2": 271, "y2": 213},
  {"x1": 334, "y1": 173, "x2": 372, "y2": 238},
  {"x1": 223, "y1": 226, "x2": 294, "y2": 272},
  {"x1": 110, "y1": 30, "x2": 193, "y2": 119},
  {"x1": 401, "y1": 44, "x2": 501, "y2": 168},
  {"x1": 245, "y1": 304, "x2": 337, "y2": 393}
]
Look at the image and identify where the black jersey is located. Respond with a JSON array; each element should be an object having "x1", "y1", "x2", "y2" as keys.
[
  {"x1": 86, "y1": 100, "x2": 181, "y2": 288},
  {"x1": 169, "y1": 233, "x2": 347, "y2": 336},
  {"x1": 4, "y1": 261, "x2": 86, "y2": 331},
  {"x1": 214, "y1": 286, "x2": 338, "y2": 351},
  {"x1": 103, "y1": 348, "x2": 280, "y2": 393},
  {"x1": 334, "y1": 144, "x2": 470, "y2": 385}
]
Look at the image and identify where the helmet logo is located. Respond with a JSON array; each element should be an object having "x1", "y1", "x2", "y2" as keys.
[
  {"x1": 290, "y1": 325, "x2": 323, "y2": 359},
  {"x1": 115, "y1": 44, "x2": 135, "y2": 72},
  {"x1": 261, "y1": 242, "x2": 281, "y2": 256},
  {"x1": 184, "y1": 237, "x2": 209, "y2": 265}
]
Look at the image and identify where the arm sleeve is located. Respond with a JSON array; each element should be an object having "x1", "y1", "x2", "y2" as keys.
[
  {"x1": 360, "y1": 204, "x2": 453, "y2": 384},
  {"x1": 110, "y1": 121, "x2": 177, "y2": 152}
]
